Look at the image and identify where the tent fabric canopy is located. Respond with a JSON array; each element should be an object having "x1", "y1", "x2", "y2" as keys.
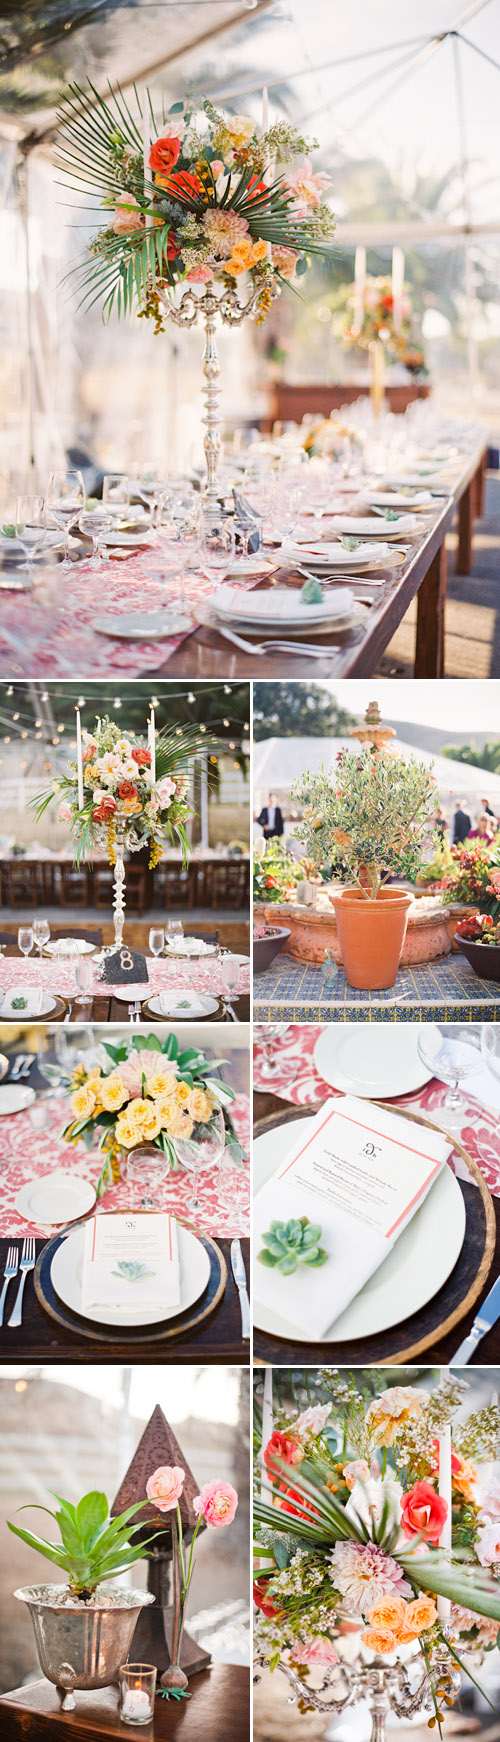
[{"x1": 253, "y1": 736, "x2": 500, "y2": 813}]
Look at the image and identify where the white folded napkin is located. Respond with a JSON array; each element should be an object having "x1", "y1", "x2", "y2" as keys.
[
  {"x1": 1, "y1": 985, "x2": 43, "y2": 1018},
  {"x1": 212, "y1": 584, "x2": 353, "y2": 620},
  {"x1": 47, "y1": 937, "x2": 89, "y2": 956},
  {"x1": 81, "y1": 1212, "x2": 180, "y2": 1311},
  {"x1": 166, "y1": 936, "x2": 214, "y2": 956},
  {"x1": 157, "y1": 988, "x2": 207, "y2": 1016},
  {"x1": 254, "y1": 1095, "x2": 452, "y2": 1340}
]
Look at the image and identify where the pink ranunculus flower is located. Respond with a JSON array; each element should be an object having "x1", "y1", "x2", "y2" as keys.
[
  {"x1": 112, "y1": 193, "x2": 144, "y2": 235},
  {"x1": 193, "y1": 1479, "x2": 238, "y2": 1528},
  {"x1": 156, "y1": 776, "x2": 176, "y2": 808},
  {"x1": 58, "y1": 801, "x2": 72, "y2": 822},
  {"x1": 146, "y1": 1465, "x2": 185, "y2": 1512},
  {"x1": 186, "y1": 265, "x2": 214, "y2": 284},
  {"x1": 292, "y1": 1637, "x2": 339, "y2": 1665},
  {"x1": 287, "y1": 157, "x2": 331, "y2": 209},
  {"x1": 476, "y1": 1520, "x2": 500, "y2": 1566},
  {"x1": 479, "y1": 1474, "x2": 500, "y2": 1520}
]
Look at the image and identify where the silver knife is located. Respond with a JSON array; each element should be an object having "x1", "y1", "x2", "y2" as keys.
[
  {"x1": 451, "y1": 1275, "x2": 500, "y2": 1363},
  {"x1": 231, "y1": 1238, "x2": 250, "y2": 1340}
]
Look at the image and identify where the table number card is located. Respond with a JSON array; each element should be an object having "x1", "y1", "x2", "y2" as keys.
[
  {"x1": 254, "y1": 1095, "x2": 453, "y2": 1339},
  {"x1": 100, "y1": 947, "x2": 149, "y2": 987},
  {"x1": 81, "y1": 1213, "x2": 180, "y2": 1311}
]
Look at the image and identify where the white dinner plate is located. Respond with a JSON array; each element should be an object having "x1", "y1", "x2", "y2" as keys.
[
  {"x1": 254, "y1": 1116, "x2": 465, "y2": 1342},
  {"x1": 287, "y1": 542, "x2": 388, "y2": 571},
  {"x1": 0, "y1": 1084, "x2": 36, "y2": 1114},
  {"x1": 330, "y1": 515, "x2": 421, "y2": 538},
  {"x1": 365, "y1": 491, "x2": 437, "y2": 511},
  {"x1": 102, "y1": 530, "x2": 154, "y2": 548},
  {"x1": 313, "y1": 1023, "x2": 433, "y2": 1099},
  {"x1": 227, "y1": 559, "x2": 277, "y2": 578},
  {"x1": 45, "y1": 939, "x2": 95, "y2": 957},
  {"x1": 147, "y1": 992, "x2": 219, "y2": 1019},
  {"x1": 51, "y1": 1220, "x2": 211, "y2": 1327},
  {"x1": 212, "y1": 583, "x2": 354, "y2": 622},
  {"x1": 165, "y1": 939, "x2": 217, "y2": 957},
  {"x1": 206, "y1": 600, "x2": 366, "y2": 637},
  {"x1": 15, "y1": 1171, "x2": 97, "y2": 1225},
  {"x1": 94, "y1": 610, "x2": 191, "y2": 640},
  {"x1": 384, "y1": 473, "x2": 452, "y2": 490},
  {"x1": 0, "y1": 993, "x2": 58, "y2": 1019},
  {"x1": 110, "y1": 984, "x2": 150, "y2": 1002}
]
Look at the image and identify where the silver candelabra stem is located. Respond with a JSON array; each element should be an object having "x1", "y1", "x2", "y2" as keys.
[
  {"x1": 112, "y1": 818, "x2": 127, "y2": 948},
  {"x1": 254, "y1": 1637, "x2": 461, "y2": 1742},
  {"x1": 161, "y1": 279, "x2": 279, "y2": 499}
]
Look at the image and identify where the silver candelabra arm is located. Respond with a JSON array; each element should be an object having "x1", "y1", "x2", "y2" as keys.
[
  {"x1": 254, "y1": 1638, "x2": 461, "y2": 1741},
  {"x1": 158, "y1": 278, "x2": 279, "y2": 498},
  {"x1": 253, "y1": 1652, "x2": 365, "y2": 1717}
]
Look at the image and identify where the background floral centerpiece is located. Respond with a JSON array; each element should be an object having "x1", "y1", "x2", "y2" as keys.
[
  {"x1": 254, "y1": 1371, "x2": 500, "y2": 1731},
  {"x1": 336, "y1": 275, "x2": 413, "y2": 358},
  {"x1": 56, "y1": 1030, "x2": 247, "y2": 1192},
  {"x1": 33, "y1": 715, "x2": 203, "y2": 871}
]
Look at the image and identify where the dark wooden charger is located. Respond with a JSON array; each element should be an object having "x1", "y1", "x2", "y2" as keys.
[
  {"x1": 0, "y1": 1664, "x2": 249, "y2": 1742},
  {"x1": 253, "y1": 1100, "x2": 497, "y2": 1367},
  {"x1": 0, "y1": 1236, "x2": 250, "y2": 1363},
  {"x1": 142, "y1": 994, "x2": 229, "y2": 1023},
  {"x1": 34, "y1": 1228, "x2": 227, "y2": 1346}
]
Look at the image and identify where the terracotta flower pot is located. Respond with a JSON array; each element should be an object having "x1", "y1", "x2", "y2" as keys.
[{"x1": 332, "y1": 886, "x2": 413, "y2": 990}]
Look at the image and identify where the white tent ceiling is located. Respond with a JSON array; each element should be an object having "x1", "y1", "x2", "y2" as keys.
[{"x1": 253, "y1": 735, "x2": 500, "y2": 814}]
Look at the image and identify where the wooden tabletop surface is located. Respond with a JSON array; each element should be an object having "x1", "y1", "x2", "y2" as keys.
[
  {"x1": 151, "y1": 442, "x2": 487, "y2": 681},
  {"x1": 0, "y1": 1664, "x2": 249, "y2": 1741},
  {"x1": 253, "y1": 1085, "x2": 500, "y2": 1366}
]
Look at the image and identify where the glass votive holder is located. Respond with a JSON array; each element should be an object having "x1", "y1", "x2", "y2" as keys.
[{"x1": 119, "y1": 1664, "x2": 157, "y2": 1725}]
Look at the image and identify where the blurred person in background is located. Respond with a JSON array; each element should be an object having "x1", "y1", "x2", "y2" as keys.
[{"x1": 256, "y1": 793, "x2": 284, "y2": 840}]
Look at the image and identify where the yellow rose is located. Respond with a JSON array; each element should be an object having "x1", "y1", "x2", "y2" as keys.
[
  {"x1": 121, "y1": 796, "x2": 143, "y2": 816},
  {"x1": 100, "y1": 1072, "x2": 128, "y2": 1112},
  {"x1": 165, "y1": 1105, "x2": 194, "y2": 1141},
  {"x1": 71, "y1": 1083, "x2": 97, "y2": 1120},
  {"x1": 115, "y1": 1111, "x2": 140, "y2": 1149},
  {"x1": 135, "y1": 1101, "x2": 162, "y2": 1142},
  {"x1": 86, "y1": 1064, "x2": 102, "y2": 1083},
  {"x1": 223, "y1": 114, "x2": 254, "y2": 151},
  {"x1": 186, "y1": 1088, "x2": 213, "y2": 1122},
  {"x1": 174, "y1": 1080, "x2": 191, "y2": 1105},
  {"x1": 154, "y1": 1093, "x2": 177, "y2": 1127},
  {"x1": 147, "y1": 1069, "x2": 178, "y2": 1098}
]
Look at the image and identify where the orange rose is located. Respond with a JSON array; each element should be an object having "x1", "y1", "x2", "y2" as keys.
[
  {"x1": 366, "y1": 1597, "x2": 407, "y2": 1633},
  {"x1": 397, "y1": 1597, "x2": 438, "y2": 1638},
  {"x1": 149, "y1": 135, "x2": 181, "y2": 176},
  {"x1": 362, "y1": 1627, "x2": 397, "y2": 1656},
  {"x1": 452, "y1": 1456, "x2": 478, "y2": 1504}
]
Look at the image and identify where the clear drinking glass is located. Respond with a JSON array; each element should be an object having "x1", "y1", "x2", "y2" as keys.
[
  {"x1": 149, "y1": 926, "x2": 165, "y2": 958},
  {"x1": 201, "y1": 513, "x2": 235, "y2": 587},
  {"x1": 481, "y1": 1025, "x2": 500, "y2": 1084},
  {"x1": 174, "y1": 1107, "x2": 226, "y2": 1214},
  {"x1": 102, "y1": 474, "x2": 130, "y2": 511},
  {"x1": 221, "y1": 953, "x2": 240, "y2": 1004},
  {"x1": 74, "y1": 956, "x2": 93, "y2": 1005},
  {"x1": 256, "y1": 1022, "x2": 289, "y2": 1078},
  {"x1": 15, "y1": 496, "x2": 49, "y2": 579},
  {"x1": 218, "y1": 1144, "x2": 249, "y2": 1212},
  {"x1": 46, "y1": 470, "x2": 85, "y2": 560},
  {"x1": 33, "y1": 918, "x2": 50, "y2": 959},
  {"x1": 165, "y1": 918, "x2": 184, "y2": 950},
  {"x1": 79, "y1": 508, "x2": 114, "y2": 566},
  {"x1": 126, "y1": 1145, "x2": 169, "y2": 1210},
  {"x1": 18, "y1": 925, "x2": 33, "y2": 958},
  {"x1": 416, "y1": 1023, "x2": 483, "y2": 1130}
]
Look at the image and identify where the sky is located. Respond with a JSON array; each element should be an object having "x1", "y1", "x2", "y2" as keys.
[
  {"x1": 322, "y1": 680, "x2": 500, "y2": 734},
  {"x1": 0, "y1": 1365, "x2": 241, "y2": 1424}
]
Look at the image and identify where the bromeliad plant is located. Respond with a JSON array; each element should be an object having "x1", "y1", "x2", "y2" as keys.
[
  {"x1": 31, "y1": 715, "x2": 209, "y2": 870},
  {"x1": 253, "y1": 838, "x2": 301, "y2": 905},
  {"x1": 7, "y1": 1487, "x2": 161, "y2": 1602},
  {"x1": 57, "y1": 1030, "x2": 247, "y2": 1194},
  {"x1": 55, "y1": 84, "x2": 336, "y2": 329},
  {"x1": 253, "y1": 1373, "x2": 500, "y2": 1729},
  {"x1": 292, "y1": 745, "x2": 437, "y2": 900}
]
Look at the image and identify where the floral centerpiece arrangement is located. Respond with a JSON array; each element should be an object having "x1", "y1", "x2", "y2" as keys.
[
  {"x1": 337, "y1": 276, "x2": 413, "y2": 357},
  {"x1": 291, "y1": 737, "x2": 436, "y2": 989},
  {"x1": 253, "y1": 838, "x2": 302, "y2": 906},
  {"x1": 436, "y1": 839, "x2": 500, "y2": 920},
  {"x1": 254, "y1": 1371, "x2": 500, "y2": 1734},
  {"x1": 56, "y1": 85, "x2": 335, "y2": 329},
  {"x1": 33, "y1": 715, "x2": 204, "y2": 871},
  {"x1": 56, "y1": 1030, "x2": 246, "y2": 1193}
]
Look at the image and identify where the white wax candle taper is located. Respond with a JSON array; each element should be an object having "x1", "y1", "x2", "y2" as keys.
[
  {"x1": 392, "y1": 245, "x2": 405, "y2": 333},
  {"x1": 141, "y1": 86, "x2": 152, "y2": 231},
  {"x1": 261, "y1": 87, "x2": 272, "y2": 265},
  {"x1": 149, "y1": 710, "x2": 156, "y2": 784},
  {"x1": 354, "y1": 245, "x2": 366, "y2": 333},
  {"x1": 76, "y1": 710, "x2": 84, "y2": 810},
  {"x1": 437, "y1": 1418, "x2": 452, "y2": 1623}
]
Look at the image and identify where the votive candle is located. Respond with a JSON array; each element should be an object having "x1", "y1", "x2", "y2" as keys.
[{"x1": 119, "y1": 1663, "x2": 157, "y2": 1726}]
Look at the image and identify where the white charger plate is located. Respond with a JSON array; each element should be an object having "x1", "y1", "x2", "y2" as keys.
[
  {"x1": 94, "y1": 610, "x2": 191, "y2": 641},
  {"x1": 51, "y1": 1220, "x2": 211, "y2": 1327},
  {"x1": 0, "y1": 1084, "x2": 36, "y2": 1114},
  {"x1": 45, "y1": 939, "x2": 95, "y2": 957},
  {"x1": 365, "y1": 491, "x2": 436, "y2": 511},
  {"x1": 102, "y1": 531, "x2": 153, "y2": 548},
  {"x1": 253, "y1": 1115, "x2": 465, "y2": 1342},
  {"x1": 330, "y1": 515, "x2": 420, "y2": 538},
  {"x1": 313, "y1": 1024, "x2": 432, "y2": 1099},
  {"x1": 207, "y1": 601, "x2": 365, "y2": 638},
  {"x1": 288, "y1": 543, "x2": 382, "y2": 570},
  {"x1": 148, "y1": 992, "x2": 219, "y2": 1019},
  {"x1": 0, "y1": 993, "x2": 57, "y2": 1019},
  {"x1": 15, "y1": 1171, "x2": 96, "y2": 1225},
  {"x1": 212, "y1": 583, "x2": 354, "y2": 622}
]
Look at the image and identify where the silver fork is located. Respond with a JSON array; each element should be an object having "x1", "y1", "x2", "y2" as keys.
[
  {"x1": 0, "y1": 1246, "x2": 18, "y2": 1326},
  {"x1": 7, "y1": 1236, "x2": 36, "y2": 1329},
  {"x1": 213, "y1": 622, "x2": 352, "y2": 659}
]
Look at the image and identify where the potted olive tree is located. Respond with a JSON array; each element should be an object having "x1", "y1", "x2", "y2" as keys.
[
  {"x1": 9, "y1": 1485, "x2": 157, "y2": 1709},
  {"x1": 292, "y1": 745, "x2": 436, "y2": 989}
]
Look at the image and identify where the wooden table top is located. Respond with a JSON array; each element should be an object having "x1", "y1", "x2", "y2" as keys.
[
  {"x1": 254, "y1": 1086, "x2": 500, "y2": 1365},
  {"x1": 0, "y1": 1664, "x2": 249, "y2": 1742},
  {"x1": 151, "y1": 442, "x2": 487, "y2": 680}
]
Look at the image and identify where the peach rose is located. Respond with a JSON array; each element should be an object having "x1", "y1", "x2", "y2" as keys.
[
  {"x1": 362, "y1": 1627, "x2": 397, "y2": 1656},
  {"x1": 187, "y1": 265, "x2": 214, "y2": 284},
  {"x1": 344, "y1": 1459, "x2": 371, "y2": 1491},
  {"x1": 147, "y1": 1465, "x2": 185, "y2": 1512},
  {"x1": 398, "y1": 1596, "x2": 438, "y2": 1637},
  {"x1": 186, "y1": 1088, "x2": 213, "y2": 1122},
  {"x1": 193, "y1": 1479, "x2": 238, "y2": 1528},
  {"x1": 366, "y1": 1597, "x2": 407, "y2": 1634},
  {"x1": 112, "y1": 193, "x2": 143, "y2": 235},
  {"x1": 100, "y1": 1072, "x2": 128, "y2": 1112},
  {"x1": 58, "y1": 801, "x2": 72, "y2": 822},
  {"x1": 71, "y1": 1082, "x2": 97, "y2": 1120}
]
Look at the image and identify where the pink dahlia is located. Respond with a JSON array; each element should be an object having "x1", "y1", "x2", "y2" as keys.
[
  {"x1": 202, "y1": 208, "x2": 249, "y2": 258},
  {"x1": 331, "y1": 1542, "x2": 410, "y2": 1617}
]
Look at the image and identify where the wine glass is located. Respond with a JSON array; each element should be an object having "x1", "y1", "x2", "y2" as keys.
[
  {"x1": 480, "y1": 1026, "x2": 500, "y2": 1085},
  {"x1": 200, "y1": 512, "x2": 235, "y2": 588},
  {"x1": 149, "y1": 926, "x2": 165, "y2": 959},
  {"x1": 74, "y1": 956, "x2": 93, "y2": 1006},
  {"x1": 18, "y1": 925, "x2": 33, "y2": 959},
  {"x1": 33, "y1": 918, "x2": 50, "y2": 960},
  {"x1": 416, "y1": 1024, "x2": 483, "y2": 1132},
  {"x1": 46, "y1": 470, "x2": 85, "y2": 561},
  {"x1": 126, "y1": 1145, "x2": 169, "y2": 1210},
  {"x1": 256, "y1": 1023, "x2": 289, "y2": 1079},
  {"x1": 174, "y1": 1106, "x2": 225, "y2": 1214},
  {"x1": 165, "y1": 919, "x2": 184, "y2": 953},
  {"x1": 220, "y1": 953, "x2": 240, "y2": 1011},
  {"x1": 218, "y1": 1144, "x2": 249, "y2": 1213},
  {"x1": 79, "y1": 508, "x2": 114, "y2": 567},
  {"x1": 102, "y1": 474, "x2": 130, "y2": 512},
  {"x1": 15, "y1": 496, "x2": 49, "y2": 581}
]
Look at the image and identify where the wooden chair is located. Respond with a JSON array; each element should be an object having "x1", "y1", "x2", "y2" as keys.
[
  {"x1": 92, "y1": 865, "x2": 115, "y2": 908},
  {"x1": 59, "y1": 863, "x2": 90, "y2": 907},
  {"x1": 211, "y1": 861, "x2": 249, "y2": 911},
  {"x1": 154, "y1": 865, "x2": 191, "y2": 909},
  {"x1": 7, "y1": 861, "x2": 40, "y2": 907},
  {"x1": 121, "y1": 864, "x2": 147, "y2": 913},
  {"x1": 49, "y1": 926, "x2": 103, "y2": 946}
]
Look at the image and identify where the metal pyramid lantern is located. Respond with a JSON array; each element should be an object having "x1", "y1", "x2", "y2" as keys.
[{"x1": 111, "y1": 1404, "x2": 210, "y2": 1679}]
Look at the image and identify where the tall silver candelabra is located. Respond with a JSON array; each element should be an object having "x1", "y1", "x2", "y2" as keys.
[
  {"x1": 92, "y1": 812, "x2": 144, "y2": 948},
  {"x1": 161, "y1": 278, "x2": 279, "y2": 499},
  {"x1": 254, "y1": 1636, "x2": 461, "y2": 1742}
]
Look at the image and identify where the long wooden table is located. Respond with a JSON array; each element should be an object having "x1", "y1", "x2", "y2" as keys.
[
  {"x1": 155, "y1": 441, "x2": 487, "y2": 681},
  {"x1": 0, "y1": 945, "x2": 250, "y2": 1023},
  {"x1": 0, "y1": 1664, "x2": 250, "y2": 1741}
]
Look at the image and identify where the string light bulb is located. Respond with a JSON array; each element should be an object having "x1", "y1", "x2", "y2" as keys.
[
  {"x1": 13, "y1": 712, "x2": 19, "y2": 721},
  {"x1": 77, "y1": 695, "x2": 85, "y2": 707},
  {"x1": 113, "y1": 697, "x2": 122, "y2": 709},
  {"x1": 6, "y1": 686, "x2": 13, "y2": 697},
  {"x1": 224, "y1": 685, "x2": 232, "y2": 694}
]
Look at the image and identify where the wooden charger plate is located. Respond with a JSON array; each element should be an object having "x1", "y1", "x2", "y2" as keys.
[
  {"x1": 142, "y1": 994, "x2": 228, "y2": 1023},
  {"x1": 34, "y1": 1226, "x2": 227, "y2": 1346},
  {"x1": 253, "y1": 1100, "x2": 496, "y2": 1366},
  {"x1": 0, "y1": 995, "x2": 67, "y2": 1022}
]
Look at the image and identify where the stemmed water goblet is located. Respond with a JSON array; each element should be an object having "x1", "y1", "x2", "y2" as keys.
[
  {"x1": 165, "y1": 919, "x2": 184, "y2": 952},
  {"x1": 33, "y1": 918, "x2": 50, "y2": 960},
  {"x1": 416, "y1": 1024, "x2": 483, "y2": 1133},
  {"x1": 174, "y1": 1107, "x2": 226, "y2": 1215},
  {"x1": 74, "y1": 956, "x2": 93, "y2": 1009},
  {"x1": 18, "y1": 925, "x2": 33, "y2": 960},
  {"x1": 126, "y1": 1147, "x2": 169, "y2": 1210},
  {"x1": 256, "y1": 1023, "x2": 290, "y2": 1079},
  {"x1": 149, "y1": 926, "x2": 165, "y2": 960},
  {"x1": 15, "y1": 497, "x2": 50, "y2": 582},
  {"x1": 200, "y1": 511, "x2": 235, "y2": 588},
  {"x1": 220, "y1": 952, "x2": 240, "y2": 1015},
  {"x1": 46, "y1": 470, "x2": 85, "y2": 562},
  {"x1": 102, "y1": 474, "x2": 130, "y2": 512}
]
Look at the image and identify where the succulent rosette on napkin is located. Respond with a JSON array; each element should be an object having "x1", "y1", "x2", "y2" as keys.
[
  {"x1": 55, "y1": 1031, "x2": 246, "y2": 1194},
  {"x1": 54, "y1": 87, "x2": 335, "y2": 327},
  {"x1": 254, "y1": 1373, "x2": 500, "y2": 1727},
  {"x1": 32, "y1": 714, "x2": 204, "y2": 869}
]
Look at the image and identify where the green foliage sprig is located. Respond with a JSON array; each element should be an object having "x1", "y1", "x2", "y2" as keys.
[{"x1": 292, "y1": 745, "x2": 437, "y2": 899}]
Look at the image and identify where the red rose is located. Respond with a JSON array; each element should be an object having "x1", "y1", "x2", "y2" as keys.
[
  {"x1": 164, "y1": 232, "x2": 179, "y2": 260},
  {"x1": 247, "y1": 175, "x2": 267, "y2": 198},
  {"x1": 264, "y1": 1429, "x2": 302, "y2": 1474},
  {"x1": 400, "y1": 1480, "x2": 448, "y2": 1545},
  {"x1": 253, "y1": 1575, "x2": 283, "y2": 1619},
  {"x1": 165, "y1": 169, "x2": 201, "y2": 200},
  {"x1": 92, "y1": 796, "x2": 117, "y2": 822},
  {"x1": 149, "y1": 135, "x2": 182, "y2": 176},
  {"x1": 265, "y1": 876, "x2": 278, "y2": 888},
  {"x1": 430, "y1": 1438, "x2": 462, "y2": 1476},
  {"x1": 131, "y1": 747, "x2": 151, "y2": 767},
  {"x1": 118, "y1": 780, "x2": 138, "y2": 801}
]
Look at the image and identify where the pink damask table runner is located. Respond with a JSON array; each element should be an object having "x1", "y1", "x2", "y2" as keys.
[{"x1": 0, "y1": 955, "x2": 250, "y2": 1000}]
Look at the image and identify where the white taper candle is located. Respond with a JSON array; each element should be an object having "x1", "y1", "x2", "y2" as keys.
[
  {"x1": 392, "y1": 246, "x2": 405, "y2": 333},
  {"x1": 353, "y1": 244, "x2": 366, "y2": 333},
  {"x1": 149, "y1": 709, "x2": 156, "y2": 785},
  {"x1": 437, "y1": 1418, "x2": 452, "y2": 1623},
  {"x1": 261, "y1": 1367, "x2": 274, "y2": 1501},
  {"x1": 76, "y1": 709, "x2": 84, "y2": 810},
  {"x1": 261, "y1": 87, "x2": 272, "y2": 265},
  {"x1": 141, "y1": 86, "x2": 152, "y2": 231}
]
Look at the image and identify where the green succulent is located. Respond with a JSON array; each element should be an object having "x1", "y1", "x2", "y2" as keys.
[
  {"x1": 258, "y1": 1216, "x2": 328, "y2": 1275},
  {"x1": 7, "y1": 1487, "x2": 161, "y2": 1599}
]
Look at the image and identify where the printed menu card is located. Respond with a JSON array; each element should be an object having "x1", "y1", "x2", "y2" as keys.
[
  {"x1": 81, "y1": 1213, "x2": 180, "y2": 1311},
  {"x1": 254, "y1": 1095, "x2": 453, "y2": 1338}
]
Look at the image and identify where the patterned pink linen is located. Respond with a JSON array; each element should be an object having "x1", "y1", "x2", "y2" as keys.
[
  {"x1": 0, "y1": 1092, "x2": 250, "y2": 1239},
  {"x1": 253, "y1": 1024, "x2": 500, "y2": 1197},
  {"x1": 0, "y1": 955, "x2": 250, "y2": 1002}
]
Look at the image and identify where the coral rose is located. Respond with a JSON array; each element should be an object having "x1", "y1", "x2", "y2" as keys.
[
  {"x1": 147, "y1": 1464, "x2": 185, "y2": 1511},
  {"x1": 100, "y1": 1073, "x2": 128, "y2": 1113},
  {"x1": 362, "y1": 1627, "x2": 397, "y2": 1656},
  {"x1": 264, "y1": 1429, "x2": 304, "y2": 1473},
  {"x1": 399, "y1": 1597, "x2": 438, "y2": 1637},
  {"x1": 131, "y1": 746, "x2": 151, "y2": 767},
  {"x1": 253, "y1": 1575, "x2": 283, "y2": 1619},
  {"x1": 149, "y1": 135, "x2": 182, "y2": 176},
  {"x1": 366, "y1": 1597, "x2": 407, "y2": 1633},
  {"x1": 71, "y1": 1082, "x2": 97, "y2": 1120},
  {"x1": 187, "y1": 265, "x2": 214, "y2": 283},
  {"x1": 118, "y1": 780, "x2": 139, "y2": 801},
  {"x1": 193, "y1": 1479, "x2": 238, "y2": 1527},
  {"x1": 400, "y1": 1481, "x2": 448, "y2": 1545},
  {"x1": 92, "y1": 795, "x2": 117, "y2": 821}
]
